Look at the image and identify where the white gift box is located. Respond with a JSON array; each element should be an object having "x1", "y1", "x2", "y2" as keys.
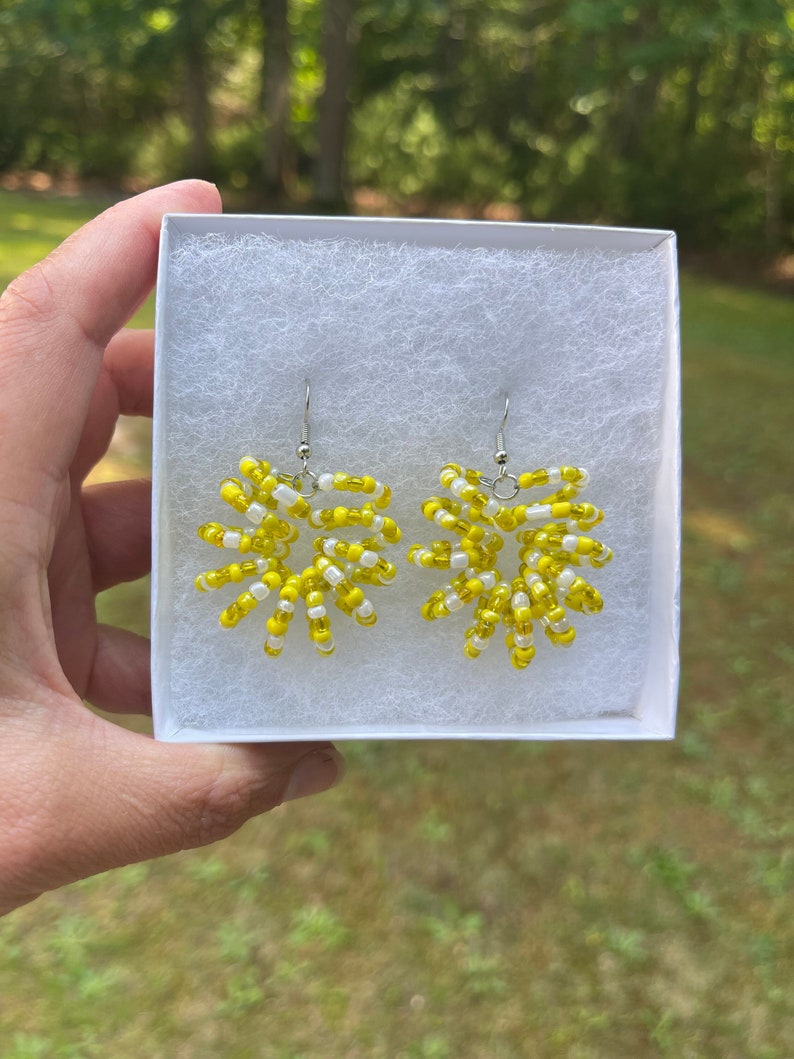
[{"x1": 152, "y1": 214, "x2": 680, "y2": 742}]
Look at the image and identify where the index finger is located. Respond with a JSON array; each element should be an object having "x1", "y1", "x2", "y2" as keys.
[{"x1": 0, "y1": 181, "x2": 221, "y2": 504}]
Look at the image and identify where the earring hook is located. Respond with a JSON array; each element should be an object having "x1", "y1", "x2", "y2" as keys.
[
  {"x1": 290, "y1": 378, "x2": 318, "y2": 498},
  {"x1": 479, "y1": 392, "x2": 519, "y2": 501}
]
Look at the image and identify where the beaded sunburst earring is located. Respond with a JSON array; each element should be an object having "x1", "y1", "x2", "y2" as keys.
[
  {"x1": 194, "y1": 382, "x2": 401, "y2": 658},
  {"x1": 408, "y1": 395, "x2": 613, "y2": 670}
]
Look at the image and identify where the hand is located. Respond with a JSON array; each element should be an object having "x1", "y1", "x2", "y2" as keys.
[{"x1": 0, "y1": 181, "x2": 343, "y2": 916}]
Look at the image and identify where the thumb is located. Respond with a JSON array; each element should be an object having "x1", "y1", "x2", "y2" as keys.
[{"x1": 1, "y1": 707, "x2": 343, "y2": 912}]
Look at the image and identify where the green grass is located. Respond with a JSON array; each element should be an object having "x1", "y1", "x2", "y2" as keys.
[{"x1": 0, "y1": 190, "x2": 793, "y2": 1058}]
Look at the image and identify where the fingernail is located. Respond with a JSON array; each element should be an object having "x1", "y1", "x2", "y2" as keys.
[{"x1": 283, "y1": 748, "x2": 345, "y2": 804}]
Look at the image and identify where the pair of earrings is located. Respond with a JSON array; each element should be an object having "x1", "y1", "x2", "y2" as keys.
[{"x1": 194, "y1": 385, "x2": 612, "y2": 670}]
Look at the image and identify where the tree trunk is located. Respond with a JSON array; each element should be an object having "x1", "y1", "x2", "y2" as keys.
[
  {"x1": 313, "y1": 0, "x2": 357, "y2": 210},
  {"x1": 183, "y1": 0, "x2": 211, "y2": 179},
  {"x1": 260, "y1": 0, "x2": 291, "y2": 198}
]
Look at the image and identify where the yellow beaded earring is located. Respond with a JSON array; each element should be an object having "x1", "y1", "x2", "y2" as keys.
[
  {"x1": 408, "y1": 395, "x2": 613, "y2": 669},
  {"x1": 194, "y1": 382, "x2": 401, "y2": 658}
]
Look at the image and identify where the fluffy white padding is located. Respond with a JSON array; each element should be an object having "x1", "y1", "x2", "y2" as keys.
[{"x1": 154, "y1": 220, "x2": 675, "y2": 738}]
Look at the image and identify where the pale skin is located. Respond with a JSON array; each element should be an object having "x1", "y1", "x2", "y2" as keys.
[{"x1": 0, "y1": 180, "x2": 344, "y2": 916}]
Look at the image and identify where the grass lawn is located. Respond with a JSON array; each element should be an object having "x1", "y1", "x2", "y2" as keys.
[{"x1": 0, "y1": 189, "x2": 792, "y2": 1058}]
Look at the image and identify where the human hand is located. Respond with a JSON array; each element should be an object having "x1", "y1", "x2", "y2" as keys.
[{"x1": 0, "y1": 181, "x2": 343, "y2": 915}]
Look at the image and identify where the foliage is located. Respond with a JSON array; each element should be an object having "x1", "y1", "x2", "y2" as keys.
[
  {"x1": 0, "y1": 193, "x2": 792, "y2": 1056},
  {"x1": 1, "y1": 0, "x2": 792, "y2": 246}
]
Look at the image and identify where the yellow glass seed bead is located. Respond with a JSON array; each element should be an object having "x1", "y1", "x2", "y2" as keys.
[
  {"x1": 221, "y1": 482, "x2": 248, "y2": 513},
  {"x1": 264, "y1": 643, "x2": 282, "y2": 657},
  {"x1": 346, "y1": 587, "x2": 365, "y2": 608},
  {"x1": 266, "y1": 616, "x2": 285, "y2": 635},
  {"x1": 518, "y1": 472, "x2": 534, "y2": 489},
  {"x1": 374, "y1": 484, "x2": 391, "y2": 510},
  {"x1": 551, "y1": 502, "x2": 571, "y2": 519},
  {"x1": 333, "y1": 506, "x2": 348, "y2": 526},
  {"x1": 306, "y1": 591, "x2": 324, "y2": 607},
  {"x1": 554, "y1": 627, "x2": 577, "y2": 646},
  {"x1": 219, "y1": 610, "x2": 237, "y2": 629},
  {"x1": 514, "y1": 645, "x2": 536, "y2": 663},
  {"x1": 288, "y1": 498, "x2": 311, "y2": 520},
  {"x1": 355, "y1": 610, "x2": 377, "y2": 627},
  {"x1": 464, "y1": 641, "x2": 480, "y2": 660},
  {"x1": 348, "y1": 477, "x2": 365, "y2": 492},
  {"x1": 238, "y1": 592, "x2": 257, "y2": 613},
  {"x1": 333, "y1": 472, "x2": 349, "y2": 489},
  {"x1": 466, "y1": 578, "x2": 484, "y2": 596},
  {"x1": 362, "y1": 476, "x2": 377, "y2": 494},
  {"x1": 510, "y1": 652, "x2": 530, "y2": 670},
  {"x1": 262, "y1": 571, "x2": 281, "y2": 590}
]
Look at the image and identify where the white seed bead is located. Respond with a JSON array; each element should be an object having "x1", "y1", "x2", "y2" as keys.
[
  {"x1": 548, "y1": 468, "x2": 562, "y2": 485},
  {"x1": 266, "y1": 634, "x2": 284, "y2": 649},
  {"x1": 550, "y1": 618, "x2": 570, "y2": 633},
  {"x1": 524, "y1": 549, "x2": 542, "y2": 566},
  {"x1": 277, "y1": 599, "x2": 295, "y2": 613},
  {"x1": 360, "y1": 550, "x2": 378, "y2": 568},
  {"x1": 308, "y1": 510, "x2": 325, "y2": 528},
  {"x1": 512, "y1": 591, "x2": 530, "y2": 608},
  {"x1": 445, "y1": 592, "x2": 464, "y2": 612},
  {"x1": 371, "y1": 515, "x2": 384, "y2": 532},
  {"x1": 374, "y1": 533, "x2": 387, "y2": 547},
  {"x1": 274, "y1": 542, "x2": 288, "y2": 558},
  {"x1": 241, "y1": 481, "x2": 254, "y2": 497},
  {"x1": 524, "y1": 572, "x2": 541, "y2": 588},
  {"x1": 355, "y1": 599, "x2": 374, "y2": 618},
  {"x1": 442, "y1": 584, "x2": 454, "y2": 596},
  {"x1": 255, "y1": 557, "x2": 270, "y2": 573},
  {"x1": 372, "y1": 482, "x2": 385, "y2": 499},
  {"x1": 480, "y1": 571, "x2": 497, "y2": 591},
  {"x1": 450, "y1": 477, "x2": 467, "y2": 498},
  {"x1": 483, "y1": 497, "x2": 500, "y2": 518},
  {"x1": 562, "y1": 534, "x2": 579, "y2": 552},
  {"x1": 470, "y1": 633, "x2": 489, "y2": 650},
  {"x1": 524, "y1": 504, "x2": 552, "y2": 522},
  {"x1": 323, "y1": 537, "x2": 339, "y2": 557},
  {"x1": 556, "y1": 567, "x2": 576, "y2": 590},
  {"x1": 307, "y1": 605, "x2": 326, "y2": 620},
  {"x1": 450, "y1": 552, "x2": 469, "y2": 570},
  {"x1": 465, "y1": 567, "x2": 477, "y2": 580},
  {"x1": 245, "y1": 501, "x2": 266, "y2": 525},
  {"x1": 250, "y1": 581, "x2": 269, "y2": 601},
  {"x1": 318, "y1": 473, "x2": 334, "y2": 491},
  {"x1": 272, "y1": 483, "x2": 298, "y2": 506},
  {"x1": 539, "y1": 615, "x2": 550, "y2": 627},
  {"x1": 222, "y1": 531, "x2": 241, "y2": 549},
  {"x1": 514, "y1": 631, "x2": 534, "y2": 648},
  {"x1": 433, "y1": 509, "x2": 448, "y2": 526},
  {"x1": 316, "y1": 637, "x2": 335, "y2": 654},
  {"x1": 323, "y1": 565, "x2": 344, "y2": 586}
]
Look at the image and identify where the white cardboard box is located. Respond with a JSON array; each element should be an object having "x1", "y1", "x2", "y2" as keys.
[{"x1": 152, "y1": 214, "x2": 680, "y2": 742}]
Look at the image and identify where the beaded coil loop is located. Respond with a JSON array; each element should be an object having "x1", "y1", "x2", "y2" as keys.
[
  {"x1": 195, "y1": 458, "x2": 400, "y2": 658},
  {"x1": 409, "y1": 463, "x2": 612, "y2": 669}
]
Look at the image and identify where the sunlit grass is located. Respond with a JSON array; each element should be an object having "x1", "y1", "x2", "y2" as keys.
[{"x1": 0, "y1": 190, "x2": 792, "y2": 1057}]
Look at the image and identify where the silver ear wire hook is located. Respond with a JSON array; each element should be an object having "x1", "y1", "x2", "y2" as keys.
[
  {"x1": 479, "y1": 392, "x2": 520, "y2": 501},
  {"x1": 291, "y1": 379, "x2": 319, "y2": 498}
]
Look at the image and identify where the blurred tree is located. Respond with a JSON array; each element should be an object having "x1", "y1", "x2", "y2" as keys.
[
  {"x1": 259, "y1": 0, "x2": 291, "y2": 196},
  {"x1": 0, "y1": 0, "x2": 790, "y2": 247},
  {"x1": 313, "y1": 0, "x2": 357, "y2": 207}
]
